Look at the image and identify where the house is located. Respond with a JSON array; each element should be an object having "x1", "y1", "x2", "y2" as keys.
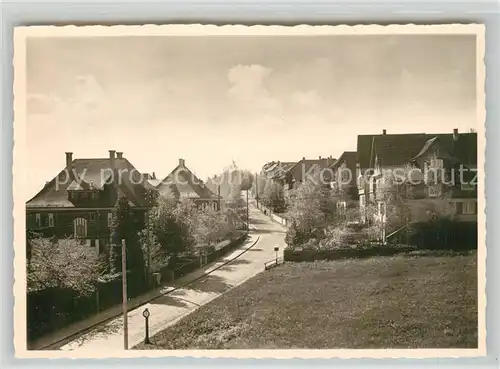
[
  {"x1": 156, "y1": 158, "x2": 221, "y2": 211},
  {"x1": 282, "y1": 156, "x2": 336, "y2": 190},
  {"x1": 410, "y1": 130, "x2": 477, "y2": 223},
  {"x1": 26, "y1": 150, "x2": 154, "y2": 254},
  {"x1": 260, "y1": 161, "x2": 297, "y2": 182},
  {"x1": 356, "y1": 128, "x2": 477, "y2": 225},
  {"x1": 329, "y1": 151, "x2": 358, "y2": 209}
]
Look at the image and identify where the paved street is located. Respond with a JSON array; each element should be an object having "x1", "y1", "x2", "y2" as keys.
[{"x1": 59, "y1": 205, "x2": 286, "y2": 354}]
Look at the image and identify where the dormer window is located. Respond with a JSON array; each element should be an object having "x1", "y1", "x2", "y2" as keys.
[{"x1": 68, "y1": 190, "x2": 99, "y2": 202}]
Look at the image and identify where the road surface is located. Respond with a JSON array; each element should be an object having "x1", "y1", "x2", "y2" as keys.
[{"x1": 59, "y1": 205, "x2": 286, "y2": 354}]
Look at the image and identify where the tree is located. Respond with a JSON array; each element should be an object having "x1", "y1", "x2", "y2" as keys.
[
  {"x1": 27, "y1": 236, "x2": 105, "y2": 296},
  {"x1": 139, "y1": 220, "x2": 169, "y2": 278},
  {"x1": 192, "y1": 207, "x2": 229, "y2": 246},
  {"x1": 147, "y1": 191, "x2": 195, "y2": 266},
  {"x1": 372, "y1": 164, "x2": 457, "y2": 244},
  {"x1": 285, "y1": 179, "x2": 339, "y2": 248},
  {"x1": 262, "y1": 179, "x2": 285, "y2": 213},
  {"x1": 111, "y1": 196, "x2": 146, "y2": 276},
  {"x1": 254, "y1": 174, "x2": 268, "y2": 201},
  {"x1": 240, "y1": 171, "x2": 254, "y2": 191}
]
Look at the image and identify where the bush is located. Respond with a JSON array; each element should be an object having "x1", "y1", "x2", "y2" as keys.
[{"x1": 318, "y1": 227, "x2": 354, "y2": 250}]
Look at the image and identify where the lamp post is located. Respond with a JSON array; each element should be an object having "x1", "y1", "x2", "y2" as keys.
[
  {"x1": 143, "y1": 308, "x2": 151, "y2": 344},
  {"x1": 274, "y1": 246, "x2": 279, "y2": 266}
]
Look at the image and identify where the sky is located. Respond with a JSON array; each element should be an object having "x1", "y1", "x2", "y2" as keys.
[{"x1": 26, "y1": 34, "x2": 478, "y2": 200}]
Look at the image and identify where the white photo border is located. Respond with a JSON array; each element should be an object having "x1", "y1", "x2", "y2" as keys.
[{"x1": 2, "y1": 1, "x2": 499, "y2": 368}]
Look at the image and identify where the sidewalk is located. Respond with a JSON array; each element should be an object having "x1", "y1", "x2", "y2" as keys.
[{"x1": 30, "y1": 234, "x2": 255, "y2": 350}]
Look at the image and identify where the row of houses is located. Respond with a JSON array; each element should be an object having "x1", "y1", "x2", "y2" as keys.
[
  {"x1": 261, "y1": 128, "x2": 478, "y2": 226},
  {"x1": 26, "y1": 151, "x2": 220, "y2": 253}
]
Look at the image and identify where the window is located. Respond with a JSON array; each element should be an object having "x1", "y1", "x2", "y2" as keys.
[
  {"x1": 359, "y1": 195, "x2": 365, "y2": 208},
  {"x1": 89, "y1": 212, "x2": 96, "y2": 222},
  {"x1": 91, "y1": 192, "x2": 98, "y2": 200},
  {"x1": 430, "y1": 157, "x2": 444, "y2": 168},
  {"x1": 462, "y1": 201, "x2": 476, "y2": 215},
  {"x1": 48, "y1": 213, "x2": 54, "y2": 227},
  {"x1": 90, "y1": 239, "x2": 96, "y2": 247},
  {"x1": 461, "y1": 182, "x2": 475, "y2": 191},
  {"x1": 448, "y1": 202, "x2": 458, "y2": 214},
  {"x1": 73, "y1": 217, "x2": 87, "y2": 238},
  {"x1": 428, "y1": 185, "x2": 442, "y2": 197},
  {"x1": 35, "y1": 213, "x2": 41, "y2": 227},
  {"x1": 107, "y1": 213, "x2": 113, "y2": 228}
]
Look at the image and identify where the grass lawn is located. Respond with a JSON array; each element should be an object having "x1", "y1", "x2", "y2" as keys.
[{"x1": 136, "y1": 252, "x2": 477, "y2": 349}]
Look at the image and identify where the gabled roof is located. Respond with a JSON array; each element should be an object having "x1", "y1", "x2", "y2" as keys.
[
  {"x1": 157, "y1": 160, "x2": 219, "y2": 201},
  {"x1": 413, "y1": 134, "x2": 477, "y2": 165},
  {"x1": 26, "y1": 156, "x2": 153, "y2": 208},
  {"x1": 357, "y1": 132, "x2": 477, "y2": 169}
]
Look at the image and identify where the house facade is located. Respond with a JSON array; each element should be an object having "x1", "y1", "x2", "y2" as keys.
[
  {"x1": 26, "y1": 150, "x2": 154, "y2": 254},
  {"x1": 356, "y1": 129, "x2": 477, "y2": 226}
]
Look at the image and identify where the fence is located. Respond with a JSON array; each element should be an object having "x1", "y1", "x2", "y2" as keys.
[
  {"x1": 284, "y1": 245, "x2": 417, "y2": 263},
  {"x1": 27, "y1": 270, "x2": 147, "y2": 342},
  {"x1": 27, "y1": 232, "x2": 248, "y2": 343}
]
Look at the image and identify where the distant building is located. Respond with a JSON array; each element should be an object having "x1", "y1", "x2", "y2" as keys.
[{"x1": 156, "y1": 158, "x2": 221, "y2": 211}]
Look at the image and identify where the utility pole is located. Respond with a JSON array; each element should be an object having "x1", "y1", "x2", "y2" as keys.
[
  {"x1": 246, "y1": 189, "x2": 249, "y2": 231},
  {"x1": 255, "y1": 172, "x2": 259, "y2": 207},
  {"x1": 218, "y1": 186, "x2": 221, "y2": 212},
  {"x1": 146, "y1": 211, "x2": 152, "y2": 287},
  {"x1": 122, "y1": 239, "x2": 128, "y2": 350}
]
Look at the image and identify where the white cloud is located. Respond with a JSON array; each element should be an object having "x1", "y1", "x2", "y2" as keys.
[
  {"x1": 227, "y1": 64, "x2": 282, "y2": 122},
  {"x1": 291, "y1": 90, "x2": 322, "y2": 108}
]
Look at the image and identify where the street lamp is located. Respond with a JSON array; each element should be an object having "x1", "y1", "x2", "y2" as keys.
[
  {"x1": 274, "y1": 246, "x2": 279, "y2": 266},
  {"x1": 142, "y1": 308, "x2": 151, "y2": 344}
]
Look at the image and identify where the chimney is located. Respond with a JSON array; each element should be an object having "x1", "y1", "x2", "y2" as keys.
[
  {"x1": 109, "y1": 150, "x2": 116, "y2": 170},
  {"x1": 65, "y1": 152, "x2": 73, "y2": 172},
  {"x1": 302, "y1": 157, "x2": 306, "y2": 160},
  {"x1": 319, "y1": 156, "x2": 322, "y2": 160},
  {"x1": 382, "y1": 129, "x2": 387, "y2": 135},
  {"x1": 116, "y1": 152, "x2": 123, "y2": 159},
  {"x1": 152, "y1": 172, "x2": 156, "y2": 180},
  {"x1": 453, "y1": 128, "x2": 459, "y2": 141},
  {"x1": 179, "y1": 158, "x2": 185, "y2": 167}
]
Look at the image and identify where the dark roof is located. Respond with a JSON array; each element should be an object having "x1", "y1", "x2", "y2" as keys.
[
  {"x1": 157, "y1": 162, "x2": 219, "y2": 201},
  {"x1": 289, "y1": 157, "x2": 336, "y2": 182},
  {"x1": 330, "y1": 151, "x2": 356, "y2": 170},
  {"x1": 413, "y1": 134, "x2": 477, "y2": 165},
  {"x1": 26, "y1": 157, "x2": 153, "y2": 208},
  {"x1": 357, "y1": 132, "x2": 477, "y2": 169}
]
